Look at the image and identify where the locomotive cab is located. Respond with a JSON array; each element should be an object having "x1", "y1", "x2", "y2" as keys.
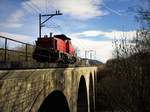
[{"x1": 33, "y1": 35, "x2": 57, "y2": 62}]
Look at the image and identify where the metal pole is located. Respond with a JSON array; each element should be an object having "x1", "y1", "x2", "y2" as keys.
[
  {"x1": 85, "y1": 50, "x2": 87, "y2": 58},
  {"x1": 39, "y1": 14, "x2": 41, "y2": 38},
  {"x1": 25, "y1": 44, "x2": 28, "y2": 61},
  {"x1": 95, "y1": 51, "x2": 96, "y2": 60},
  {"x1": 4, "y1": 38, "x2": 7, "y2": 62},
  {"x1": 90, "y1": 52, "x2": 92, "y2": 59},
  {"x1": 39, "y1": 11, "x2": 63, "y2": 38}
]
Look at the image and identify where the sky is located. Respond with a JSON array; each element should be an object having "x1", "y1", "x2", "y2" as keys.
[{"x1": 0, "y1": 0, "x2": 141, "y2": 63}]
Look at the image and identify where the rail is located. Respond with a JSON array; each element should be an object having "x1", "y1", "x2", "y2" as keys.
[{"x1": 0, "y1": 36, "x2": 34, "y2": 62}]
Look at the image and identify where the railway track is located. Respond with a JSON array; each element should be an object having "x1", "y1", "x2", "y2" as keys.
[{"x1": 0, "y1": 61, "x2": 94, "y2": 70}]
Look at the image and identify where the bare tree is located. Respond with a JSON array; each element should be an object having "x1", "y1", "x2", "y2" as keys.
[
  {"x1": 134, "y1": 0, "x2": 150, "y2": 51},
  {"x1": 96, "y1": 0, "x2": 150, "y2": 112}
]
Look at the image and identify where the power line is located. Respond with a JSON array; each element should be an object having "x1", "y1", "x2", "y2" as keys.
[
  {"x1": 22, "y1": 0, "x2": 40, "y2": 14},
  {"x1": 45, "y1": 0, "x2": 48, "y2": 13},
  {"x1": 50, "y1": 20, "x2": 61, "y2": 29},
  {"x1": 44, "y1": 24, "x2": 60, "y2": 29},
  {"x1": 39, "y1": 11, "x2": 63, "y2": 38},
  {"x1": 102, "y1": 3, "x2": 122, "y2": 16},
  {"x1": 29, "y1": 0, "x2": 43, "y2": 13}
]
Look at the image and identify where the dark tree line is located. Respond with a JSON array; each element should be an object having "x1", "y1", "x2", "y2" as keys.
[{"x1": 96, "y1": 0, "x2": 150, "y2": 112}]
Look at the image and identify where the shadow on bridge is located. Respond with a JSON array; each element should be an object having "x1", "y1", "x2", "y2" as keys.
[
  {"x1": 38, "y1": 90, "x2": 70, "y2": 112},
  {"x1": 77, "y1": 76, "x2": 88, "y2": 112}
]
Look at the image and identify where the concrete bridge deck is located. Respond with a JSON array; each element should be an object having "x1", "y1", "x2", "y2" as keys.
[{"x1": 0, "y1": 66, "x2": 98, "y2": 112}]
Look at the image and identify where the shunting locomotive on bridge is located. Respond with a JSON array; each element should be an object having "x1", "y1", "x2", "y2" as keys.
[
  {"x1": 32, "y1": 11, "x2": 77, "y2": 64},
  {"x1": 33, "y1": 33, "x2": 77, "y2": 64}
]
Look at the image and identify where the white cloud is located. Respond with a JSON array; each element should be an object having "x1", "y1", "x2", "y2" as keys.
[
  {"x1": 1, "y1": 0, "x2": 107, "y2": 28},
  {"x1": 8, "y1": 10, "x2": 24, "y2": 23},
  {"x1": 0, "y1": 10, "x2": 24, "y2": 28},
  {"x1": 0, "y1": 23, "x2": 22, "y2": 28},
  {"x1": 69, "y1": 30, "x2": 136, "y2": 62},
  {"x1": 0, "y1": 32, "x2": 33, "y2": 42},
  {"x1": 74, "y1": 31, "x2": 103, "y2": 37},
  {"x1": 73, "y1": 30, "x2": 136, "y2": 40},
  {"x1": 69, "y1": 33, "x2": 113, "y2": 63},
  {"x1": 22, "y1": 0, "x2": 107, "y2": 20}
]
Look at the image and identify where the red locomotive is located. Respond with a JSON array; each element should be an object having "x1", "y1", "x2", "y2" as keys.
[{"x1": 32, "y1": 33, "x2": 76, "y2": 64}]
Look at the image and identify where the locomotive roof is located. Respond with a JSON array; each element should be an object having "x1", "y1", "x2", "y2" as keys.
[{"x1": 54, "y1": 34, "x2": 71, "y2": 40}]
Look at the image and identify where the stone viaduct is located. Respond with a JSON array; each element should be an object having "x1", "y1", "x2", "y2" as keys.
[{"x1": 0, "y1": 66, "x2": 101, "y2": 112}]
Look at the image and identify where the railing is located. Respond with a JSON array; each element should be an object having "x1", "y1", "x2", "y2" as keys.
[
  {"x1": 0, "y1": 36, "x2": 34, "y2": 62},
  {"x1": 0, "y1": 35, "x2": 52, "y2": 69}
]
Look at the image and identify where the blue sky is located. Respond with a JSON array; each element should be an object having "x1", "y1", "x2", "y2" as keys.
[{"x1": 0, "y1": 0, "x2": 140, "y2": 62}]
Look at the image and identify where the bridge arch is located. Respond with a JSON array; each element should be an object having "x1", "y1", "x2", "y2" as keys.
[
  {"x1": 77, "y1": 75, "x2": 88, "y2": 112},
  {"x1": 89, "y1": 73, "x2": 94, "y2": 112},
  {"x1": 38, "y1": 90, "x2": 70, "y2": 112}
]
